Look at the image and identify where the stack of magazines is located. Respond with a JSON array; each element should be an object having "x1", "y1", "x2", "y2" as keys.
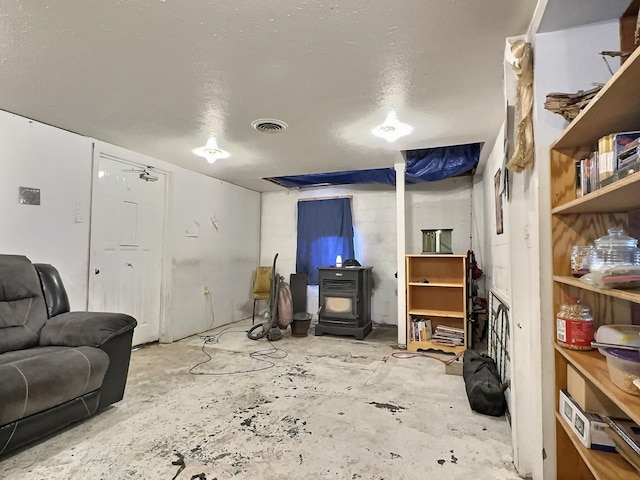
[{"x1": 432, "y1": 325, "x2": 464, "y2": 346}]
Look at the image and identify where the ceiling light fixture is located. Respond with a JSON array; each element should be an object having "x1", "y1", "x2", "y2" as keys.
[
  {"x1": 192, "y1": 136, "x2": 230, "y2": 164},
  {"x1": 371, "y1": 111, "x2": 413, "y2": 142}
]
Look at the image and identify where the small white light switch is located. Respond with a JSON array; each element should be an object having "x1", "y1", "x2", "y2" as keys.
[{"x1": 74, "y1": 201, "x2": 83, "y2": 223}]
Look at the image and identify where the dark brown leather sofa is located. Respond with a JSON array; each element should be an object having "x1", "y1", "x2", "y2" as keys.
[{"x1": 0, "y1": 254, "x2": 137, "y2": 456}]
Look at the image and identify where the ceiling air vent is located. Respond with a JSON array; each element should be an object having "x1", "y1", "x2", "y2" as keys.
[{"x1": 251, "y1": 118, "x2": 288, "y2": 133}]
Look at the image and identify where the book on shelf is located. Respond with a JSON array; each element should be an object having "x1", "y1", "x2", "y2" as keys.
[
  {"x1": 598, "y1": 134, "x2": 613, "y2": 185},
  {"x1": 574, "y1": 131, "x2": 640, "y2": 196},
  {"x1": 409, "y1": 317, "x2": 432, "y2": 342},
  {"x1": 579, "y1": 152, "x2": 600, "y2": 196}
]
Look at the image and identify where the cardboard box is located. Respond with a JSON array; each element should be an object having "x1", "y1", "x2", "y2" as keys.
[
  {"x1": 559, "y1": 389, "x2": 617, "y2": 452},
  {"x1": 567, "y1": 363, "x2": 628, "y2": 418},
  {"x1": 445, "y1": 358, "x2": 463, "y2": 376}
]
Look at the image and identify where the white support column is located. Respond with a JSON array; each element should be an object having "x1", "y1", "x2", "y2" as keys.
[{"x1": 395, "y1": 161, "x2": 407, "y2": 347}]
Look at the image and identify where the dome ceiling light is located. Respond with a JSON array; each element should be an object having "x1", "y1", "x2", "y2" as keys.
[
  {"x1": 371, "y1": 111, "x2": 413, "y2": 142},
  {"x1": 192, "y1": 136, "x2": 230, "y2": 164}
]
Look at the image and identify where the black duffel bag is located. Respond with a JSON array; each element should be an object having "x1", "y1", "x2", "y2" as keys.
[{"x1": 462, "y1": 350, "x2": 506, "y2": 417}]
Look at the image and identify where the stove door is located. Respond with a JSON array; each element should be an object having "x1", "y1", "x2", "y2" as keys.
[{"x1": 320, "y1": 290, "x2": 358, "y2": 323}]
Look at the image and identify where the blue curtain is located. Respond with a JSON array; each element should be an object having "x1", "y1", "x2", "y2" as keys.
[{"x1": 296, "y1": 198, "x2": 355, "y2": 285}]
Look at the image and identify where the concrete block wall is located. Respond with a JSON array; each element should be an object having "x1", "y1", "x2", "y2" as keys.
[
  {"x1": 261, "y1": 186, "x2": 398, "y2": 324},
  {"x1": 261, "y1": 179, "x2": 473, "y2": 326},
  {"x1": 406, "y1": 177, "x2": 473, "y2": 255}
]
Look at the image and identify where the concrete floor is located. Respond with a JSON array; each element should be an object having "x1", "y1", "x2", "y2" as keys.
[{"x1": 1, "y1": 320, "x2": 520, "y2": 480}]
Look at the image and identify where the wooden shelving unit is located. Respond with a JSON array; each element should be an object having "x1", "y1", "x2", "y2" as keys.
[
  {"x1": 555, "y1": 412, "x2": 638, "y2": 480},
  {"x1": 405, "y1": 254, "x2": 467, "y2": 354},
  {"x1": 550, "y1": 44, "x2": 640, "y2": 479}
]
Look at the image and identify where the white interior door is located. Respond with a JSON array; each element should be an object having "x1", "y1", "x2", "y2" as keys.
[{"x1": 89, "y1": 153, "x2": 166, "y2": 346}]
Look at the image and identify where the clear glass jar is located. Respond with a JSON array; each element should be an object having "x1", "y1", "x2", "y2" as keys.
[
  {"x1": 556, "y1": 297, "x2": 594, "y2": 350},
  {"x1": 571, "y1": 245, "x2": 592, "y2": 277},
  {"x1": 589, "y1": 227, "x2": 640, "y2": 271}
]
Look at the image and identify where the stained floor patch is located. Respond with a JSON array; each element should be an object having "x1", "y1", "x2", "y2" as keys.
[{"x1": 368, "y1": 402, "x2": 405, "y2": 413}]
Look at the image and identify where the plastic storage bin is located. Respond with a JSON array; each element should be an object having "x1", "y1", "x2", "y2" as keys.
[
  {"x1": 601, "y1": 348, "x2": 640, "y2": 395},
  {"x1": 595, "y1": 324, "x2": 640, "y2": 347}
]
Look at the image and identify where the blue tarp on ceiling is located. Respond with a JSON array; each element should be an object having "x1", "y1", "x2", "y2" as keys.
[{"x1": 265, "y1": 143, "x2": 481, "y2": 189}]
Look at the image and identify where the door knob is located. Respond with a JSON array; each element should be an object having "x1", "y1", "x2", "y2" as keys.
[
  {"x1": 125, "y1": 262, "x2": 133, "y2": 268},
  {"x1": 95, "y1": 269, "x2": 100, "y2": 274}
]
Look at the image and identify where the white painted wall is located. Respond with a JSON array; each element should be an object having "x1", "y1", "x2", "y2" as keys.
[
  {"x1": 476, "y1": 125, "x2": 518, "y2": 448},
  {"x1": 478, "y1": 126, "x2": 511, "y2": 302},
  {"x1": 260, "y1": 178, "x2": 473, "y2": 326},
  {"x1": 0, "y1": 110, "x2": 260, "y2": 342},
  {"x1": 532, "y1": 19, "x2": 620, "y2": 480},
  {"x1": 166, "y1": 167, "x2": 260, "y2": 341},
  {"x1": 0, "y1": 111, "x2": 93, "y2": 310},
  {"x1": 480, "y1": 127, "x2": 512, "y2": 304},
  {"x1": 90, "y1": 141, "x2": 262, "y2": 342},
  {"x1": 471, "y1": 175, "x2": 485, "y2": 301}
]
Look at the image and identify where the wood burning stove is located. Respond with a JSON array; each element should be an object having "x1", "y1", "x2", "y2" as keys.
[{"x1": 315, "y1": 266, "x2": 373, "y2": 340}]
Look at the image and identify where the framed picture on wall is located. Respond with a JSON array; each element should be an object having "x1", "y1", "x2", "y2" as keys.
[{"x1": 494, "y1": 169, "x2": 504, "y2": 235}]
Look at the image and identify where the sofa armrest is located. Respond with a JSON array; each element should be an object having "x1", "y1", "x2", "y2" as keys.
[
  {"x1": 34, "y1": 263, "x2": 70, "y2": 318},
  {"x1": 39, "y1": 311, "x2": 137, "y2": 348}
]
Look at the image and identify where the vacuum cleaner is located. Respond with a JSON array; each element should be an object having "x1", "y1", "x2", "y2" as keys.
[{"x1": 247, "y1": 253, "x2": 290, "y2": 341}]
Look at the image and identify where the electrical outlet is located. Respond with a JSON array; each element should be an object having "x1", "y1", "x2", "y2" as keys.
[{"x1": 203, "y1": 287, "x2": 210, "y2": 295}]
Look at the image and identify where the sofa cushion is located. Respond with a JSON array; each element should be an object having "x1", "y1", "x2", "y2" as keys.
[
  {"x1": 0, "y1": 255, "x2": 48, "y2": 354},
  {"x1": 39, "y1": 311, "x2": 137, "y2": 348},
  {"x1": 0, "y1": 346, "x2": 109, "y2": 426}
]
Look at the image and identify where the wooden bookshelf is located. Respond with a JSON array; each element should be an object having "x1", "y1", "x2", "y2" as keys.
[
  {"x1": 553, "y1": 276, "x2": 640, "y2": 304},
  {"x1": 555, "y1": 412, "x2": 639, "y2": 480},
  {"x1": 405, "y1": 254, "x2": 467, "y2": 353},
  {"x1": 555, "y1": 345, "x2": 640, "y2": 425},
  {"x1": 550, "y1": 44, "x2": 640, "y2": 479}
]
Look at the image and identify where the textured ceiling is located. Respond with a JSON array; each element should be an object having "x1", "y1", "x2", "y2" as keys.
[{"x1": 0, "y1": 1, "x2": 538, "y2": 191}]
